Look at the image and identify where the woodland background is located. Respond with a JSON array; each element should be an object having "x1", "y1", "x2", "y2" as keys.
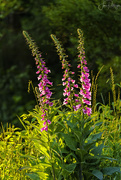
[{"x1": 0, "y1": 0, "x2": 121, "y2": 127}]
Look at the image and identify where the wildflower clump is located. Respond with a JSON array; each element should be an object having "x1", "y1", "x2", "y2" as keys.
[
  {"x1": 23, "y1": 31, "x2": 53, "y2": 131},
  {"x1": 23, "y1": 29, "x2": 92, "y2": 134},
  {"x1": 21, "y1": 29, "x2": 121, "y2": 180}
]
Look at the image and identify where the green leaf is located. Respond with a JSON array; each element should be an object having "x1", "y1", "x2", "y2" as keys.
[
  {"x1": 84, "y1": 116, "x2": 92, "y2": 124},
  {"x1": 101, "y1": 156, "x2": 117, "y2": 161},
  {"x1": 61, "y1": 163, "x2": 77, "y2": 179},
  {"x1": 55, "y1": 121, "x2": 66, "y2": 130},
  {"x1": 61, "y1": 133, "x2": 77, "y2": 151},
  {"x1": 65, "y1": 120, "x2": 75, "y2": 129},
  {"x1": 116, "y1": 83, "x2": 121, "y2": 88},
  {"x1": 102, "y1": 167, "x2": 121, "y2": 175},
  {"x1": 64, "y1": 152, "x2": 77, "y2": 162},
  {"x1": 18, "y1": 166, "x2": 31, "y2": 171},
  {"x1": 83, "y1": 124, "x2": 94, "y2": 139},
  {"x1": 84, "y1": 156, "x2": 100, "y2": 166},
  {"x1": 54, "y1": 122, "x2": 65, "y2": 132},
  {"x1": 32, "y1": 117, "x2": 36, "y2": 122},
  {"x1": 84, "y1": 141, "x2": 96, "y2": 152},
  {"x1": 61, "y1": 148, "x2": 69, "y2": 154},
  {"x1": 91, "y1": 132, "x2": 103, "y2": 141},
  {"x1": 25, "y1": 173, "x2": 40, "y2": 180},
  {"x1": 32, "y1": 139, "x2": 50, "y2": 158},
  {"x1": 64, "y1": 163, "x2": 76, "y2": 172},
  {"x1": 91, "y1": 143, "x2": 104, "y2": 156},
  {"x1": 92, "y1": 170, "x2": 103, "y2": 180},
  {"x1": 94, "y1": 121, "x2": 103, "y2": 127},
  {"x1": 20, "y1": 155, "x2": 37, "y2": 160},
  {"x1": 87, "y1": 132, "x2": 103, "y2": 144}
]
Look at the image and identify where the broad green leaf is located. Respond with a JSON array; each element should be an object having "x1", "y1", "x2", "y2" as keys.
[
  {"x1": 76, "y1": 148, "x2": 87, "y2": 158},
  {"x1": 84, "y1": 116, "x2": 92, "y2": 123},
  {"x1": 64, "y1": 163, "x2": 76, "y2": 172},
  {"x1": 94, "y1": 121, "x2": 103, "y2": 127},
  {"x1": 65, "y1": 120, "x2": 75, "y2": 129},
  {"x1": 55, "y1": 121, "x2": 66, "y2": 131},
  {"x1": 92, "y1": 170, "x2": 103, "y2": 180},
  {"x1": 87, "y1": 132, "x2": 103, "y2": 144},
  {"x1": 61, "y1": 133, "x2": 77, "y2": 151},
  {"x1": 101, "y1": 156, "x2": 117, "y2": 161},
  {"x1": 91, "y1": 132, "x2": 103, "y2": 141},
  {"x1": 91, "y1": 143, "x2": 104, "y2": 156},
  {"x1": 61, "y1": 148, "x2": 69, "y2": 154},
  {"x1": 83, "y1": 124, "x2": 94, "y2": 139},
  {"x1": 84, "y1": 139, "x2": 96, "y2": 150},
  {"x1": 84, "y1": 156, "x2": 100, "y2": 166},
  {"x1": 62, "y1": 163, "x2": 77, "y2": 178},
  {"x1": 25, "y1": 173, "x2": 40, "y2": 180},
  {"x1": 73, "y1": 131, "x2": 82, "y2": 141},
  {"x1": 64, "y1": 152, "x2": 77, "y2": 162},
  {"x1": 102, "y1": 167, "x2": 121, "y2": 175},
  {"x1": 53, "y1": 122, "x2": 65, "y2": 133}
]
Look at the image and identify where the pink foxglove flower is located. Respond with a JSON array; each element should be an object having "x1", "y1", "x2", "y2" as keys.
[
  {"x1": 76, "y1": 29, "x2": 92, "y2": 116},
  {"x1": 35, "y1": 55, "x2": 53, "y2": 132},
  {"x1": 61, "y1": 59, "x2": 81, "y2": 110},
  {"x1": 78, "y1": 49, "x2": 91, "y2": 116}
]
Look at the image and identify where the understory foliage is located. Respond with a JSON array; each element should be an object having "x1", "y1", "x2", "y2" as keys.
[{"x1": 0, "y1": 30, "x2": 121, "y2": 180}]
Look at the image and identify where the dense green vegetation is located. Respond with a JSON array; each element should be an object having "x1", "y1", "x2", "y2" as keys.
[
  {"x1": 0, "y1": 101, "x2": 121, "y2": 179},
  {"x1": 0, "y1": 103, "x2": 121, "y2": 179},
  {"x1": 0, "y1": 0, "x2": 121, "y2": 126}
]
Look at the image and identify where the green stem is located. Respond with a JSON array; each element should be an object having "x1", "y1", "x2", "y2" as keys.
[
  {"x1": 78, "y1": 112, "x2": 84, "y2": 180},
  {"x1": 47, "y1": 133, "x2": 56, "y2": 180},
  {"x1": 79, "y1": 163, "x2": 83, "y2": 180}
]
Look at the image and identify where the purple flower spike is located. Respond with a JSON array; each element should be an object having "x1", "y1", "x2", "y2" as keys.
[
  {"x1": 78, "y1": 50, "x2": 92, "y2": 116},
  {"x1": 61, "y1": 58, "x2": 81, "y2": 109},
  {"x1": 35, "y1": 55, "x2": 53, "y2": 132}
]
